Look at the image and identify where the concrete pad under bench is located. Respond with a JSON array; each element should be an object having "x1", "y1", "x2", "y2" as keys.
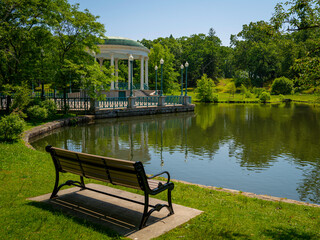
[{"x1": 28, "y1": 183, "x2": 203, "y2": 240}]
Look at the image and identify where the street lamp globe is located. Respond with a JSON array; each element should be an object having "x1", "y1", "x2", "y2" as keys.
[
  {"x1": 180, "y1": 64, "x2": 184, "y2": 69},
  {"x1": 185, "y1": 61, "x2": 189, "y2": 68},
  {"x1": 129, "y1": 54, "x2": 134, "y2": 61},
  {"x1": 160, "y1": 58, "x2": 164, "y2": 65},
  {"x1": 155, "y1": 65, "x2": 158, "y2": 70}
]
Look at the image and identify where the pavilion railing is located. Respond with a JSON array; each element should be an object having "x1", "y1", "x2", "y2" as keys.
[
  {"x1": 53, "y1": 98, "x2": 90, "y2": 111},
  {"x1": 165, "y1": 95, "x2": 184, "y2": 106},
  {"x1": 98, "y1": 97, "x2": 128, "y2": 109},
  {"x1": 0, "y1": 94, "x2": 191, "y2": 112},
  {"x1": 135, "y1": 96, "x2": 158, "y2": 107}
]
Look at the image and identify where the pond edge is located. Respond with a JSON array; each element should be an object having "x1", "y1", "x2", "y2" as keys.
[{"x1": 22, "y1": 110, "x2": 320, "y2": 209}]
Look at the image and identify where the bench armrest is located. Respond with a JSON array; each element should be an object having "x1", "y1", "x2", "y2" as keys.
[{"x1": 147, "y1": 171, "x2": 170, "y2": 183}]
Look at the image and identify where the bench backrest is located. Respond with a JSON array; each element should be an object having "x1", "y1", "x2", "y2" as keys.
[{"x1": 47, "y1": 146, "x2": 145, "y2": 190}]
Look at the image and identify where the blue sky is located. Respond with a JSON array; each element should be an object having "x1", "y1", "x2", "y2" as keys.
[{"x1": 69, "y1": 0, "x2": 281, "y2": 46}]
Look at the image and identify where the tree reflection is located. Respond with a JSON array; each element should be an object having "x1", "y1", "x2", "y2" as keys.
[{"x1": 31, "y1": 103, "x2": 320, "y2": 203}]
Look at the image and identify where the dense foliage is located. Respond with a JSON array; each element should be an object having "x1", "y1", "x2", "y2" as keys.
[
  {"x1": 195, "y1": 74, "x2": 216, "y2": 102},
  {"x1": 259, "y1": 91, "x2": 271, "y2": 103},
  {"x1": 138, "y1": 0, "x2": 320, "y2": 97},
  {"x1": 271, "y1": 77, "x2": 294, "y2": 95},
  {"x1": 0, "y1": 0, "x2": 110, "y2": 112},
  {"x1": 0, "y1": 113, "x2": 25, "y2": 141}
]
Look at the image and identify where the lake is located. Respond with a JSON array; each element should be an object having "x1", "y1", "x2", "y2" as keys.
[{"x1": 31, "y1": 103, "x2": 320, "y2": 204}]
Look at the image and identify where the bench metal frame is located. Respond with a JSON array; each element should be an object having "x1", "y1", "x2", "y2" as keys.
[{"x1": 46, "y1": 145, "x2": 174, "y2": 229}]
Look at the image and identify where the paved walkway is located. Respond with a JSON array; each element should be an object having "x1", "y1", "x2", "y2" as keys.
[{"x1": 29, "y1": 184, "x2": 202, "y2": 240}]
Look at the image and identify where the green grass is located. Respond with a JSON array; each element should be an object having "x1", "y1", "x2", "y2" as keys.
[
  {"x1": 169, "y1": 88, "x2": 320, "y2": 104},
  {"x1": 1, "y1": 135, "x2": 320, "y2": 239}
]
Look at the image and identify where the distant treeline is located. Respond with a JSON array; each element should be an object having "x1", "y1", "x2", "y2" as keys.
[{"x1": 139, "y1": 0, "x2": 320, "y2": 92}]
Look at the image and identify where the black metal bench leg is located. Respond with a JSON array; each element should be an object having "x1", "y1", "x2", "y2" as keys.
[
  {"x1": 139, "y1": 192, "x2": 149, "y2": 229},
  {"x1": 50, "y1": 169, "x2": 60, "y2": 199},
  {"x1": 80, "y1": 176, "x2": 85, "y2": 190},
  {"x1": 168, "y1": 189, "x2": 174, "y2": 215}
]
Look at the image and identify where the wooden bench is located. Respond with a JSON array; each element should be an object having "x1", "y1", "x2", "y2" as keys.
[{"x1": 45, "y1": 145, "x2": 174, "y2": 229}]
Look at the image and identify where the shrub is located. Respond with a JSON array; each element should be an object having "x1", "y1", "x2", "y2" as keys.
[
  {"x1": 40, "y1": 99, "x2": 57, "y2": 118},
  {"x1": 271, "y1": 77, "x2": 294, "y2": 95},
  {"x1": 0, "y1": 113, "x2": 26, "y2": 141},
  {"x1": 212, "y1": 94, "x2": 218, "y2": 103},
  {"x1": 240, "y1": 84, "x2": 252, "y2": 98},
  {"x1": 234, "y1": 70, "x2": 251, "y2": 87},
  {"x1": 226, "y1": 82, "x2": 236, "y2": 97},
  {"x1": 195, "y1": 74, "x2": 216, "y2": 102},
  {"x1": 253, "y1": 87, "x2": 265, "y2": 98},
  {"x1": 259, "y1": 92, "x2": 271, "y2": 103},
  {"x1": 27, "y1": 105, "x2": 48, "y2": 121}
]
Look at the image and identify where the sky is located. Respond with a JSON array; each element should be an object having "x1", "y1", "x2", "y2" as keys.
[{"x1": 69, "y1": 0, "x2": 282, "y2": 46}]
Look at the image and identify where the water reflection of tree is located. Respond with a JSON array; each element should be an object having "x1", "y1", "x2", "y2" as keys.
[
  {"x1": 297, "y1": 164, "x2": 320, "y2": 204},
  {"x1": 32, "y1": 103, "x2": 320, "y2": 203}
]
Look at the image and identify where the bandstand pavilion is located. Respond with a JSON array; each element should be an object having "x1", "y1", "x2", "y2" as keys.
[{"x1": 94, "y1": 37, "x2": 150, "y2": 97}]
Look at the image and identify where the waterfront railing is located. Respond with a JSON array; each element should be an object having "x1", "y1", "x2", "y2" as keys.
[
  {"x1": 0, "y1": 95, "x2": 190, "y2": 111},
  {"x1": 97, "y1": 97, "x2": 128, "y2": 109}
]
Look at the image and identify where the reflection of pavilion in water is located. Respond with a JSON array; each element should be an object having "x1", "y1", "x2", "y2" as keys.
[{"x1": 70, "y1": 113, "x2": 194, "y2": 167}]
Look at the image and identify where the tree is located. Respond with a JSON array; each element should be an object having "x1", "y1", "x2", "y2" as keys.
[
  {"x1": 0, "y1": 0, "x2": 54, "y2": 111},
  {"x1": 232, "y1": 21, "x2": 284, "y2": 87},
  {"x1": 148, "y1": 43, "x2": 179, "y2": 94},
  {"x1": 195, "y1": 74, "x2": 216, "y2": 102},
  {"x1": 271, "y1": 0, "x2": 320, "y2": 89},
  {"x1": 49, "y1": 1, "x2": 106, "y2": 111},
  {"x1": 179, "y1": 31, "x2": 221, "y2": 86}
]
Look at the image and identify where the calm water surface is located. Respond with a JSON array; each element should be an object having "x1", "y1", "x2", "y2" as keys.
[{"x1": 32, "y1": 103, "x2": 320, "y2": 204}]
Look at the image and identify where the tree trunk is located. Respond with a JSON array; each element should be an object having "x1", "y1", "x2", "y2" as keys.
[{"x1": 6, "y1": 95, "x2": 11, "y2": 113}]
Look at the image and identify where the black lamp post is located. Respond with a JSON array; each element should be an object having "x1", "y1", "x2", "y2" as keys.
[
  {"x1": 160, "y1": 58, "x2": 164, "y2": 96},
  {"x1": 129, "y1": 54, "x2": 134, "y2": 97},
  {"x1": 155, "y1": 65, "x2": 158, "y2": 95},
  {"x1": 185, "y1": 61, "x2": 189, "y2": 96},
  {"x1": 180, "y1": 64, "x2": 184, "y2": 96}
]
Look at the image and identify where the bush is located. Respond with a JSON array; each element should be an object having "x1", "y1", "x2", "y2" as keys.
[
  {"x1": 0, "y1": 113, "x2": 26, "y2": 141},
  {"x1": 253, "y1": 87, "x2": 265, "y2": 98},
  {"x1": 226, "y1": 82, "x2": 236, "y2": 97},
  {"x1": 271, "y1": 77, "x2": 294, "y2": 95},
  {"x1": 195, "y1": 74, "x2": 216, "y2": 102},
  {"x1": 212, "y1": 94, "x2": 218, "y2": 103},
  {"x1": 234, "y1": 70, "x2": 251, "y2": 87},
  {"x1": 40, "y1": 99, "x2": 57, "y2": 119},
  {"x1": 241, "y1": 84, "x2": 252, "y2": 98},
  {"x1": 27, "y1": 105, "x2": 48, "y2": 121},
  {"x1": 259, "y1": 92, "x2": 271, "y2": 103}
]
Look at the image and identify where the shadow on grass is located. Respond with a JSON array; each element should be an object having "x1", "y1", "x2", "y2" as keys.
[
  {"x1": 216, "y1": 229, "x2": 251, "y2": 239},
  {"x1": 263, "y1": 226, "x2": 316, "y2": 240},
  {"x1": 27, "y1": 201, "x2": 122, "y2": 239}
]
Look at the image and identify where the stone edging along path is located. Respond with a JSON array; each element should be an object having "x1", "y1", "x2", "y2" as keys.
[{"x1": 23, "y1": 115, "x2": 320, "y2": 209}]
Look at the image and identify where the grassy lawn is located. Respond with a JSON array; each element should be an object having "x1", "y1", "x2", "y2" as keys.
[
  {"x1": 169, "y1": 88, "x2": 320, "y2": 104},
  {"x1": 1, "y1": 136, "x2": 320, "y2": 239}
]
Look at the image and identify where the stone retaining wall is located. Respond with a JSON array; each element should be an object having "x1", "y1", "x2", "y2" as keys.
[
  {"x1": 23, "y1": 115, "x2": 95, "y2": 149},
  {"x1": 95, "y1": 105, "x2": 195, "y2": 119}
]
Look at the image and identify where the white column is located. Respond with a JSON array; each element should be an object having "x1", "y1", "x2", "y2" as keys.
[
  {"x1": 145, "y1": 57, "x2": 148, "y2": 89},
  {"x1": 115, "y1": 58, "x2": 119, "y2": 89},
  {"x1": 128, "y1": 58, "x2": 130, "y2": 90},
  {"x1": 110, "y1": 54, "x2": 114, "y2": 90},
  {"x1": 140, "y1": 56, "x2": 144, "y2": 90}
]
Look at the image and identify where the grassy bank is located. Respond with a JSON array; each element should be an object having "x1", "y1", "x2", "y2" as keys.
[
  {"x1": 171, "y1": 88, "x2": 320, "y2": 104},
  {"x1": 1, "y1": 136, "x2": 320, "y2": 239}
]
